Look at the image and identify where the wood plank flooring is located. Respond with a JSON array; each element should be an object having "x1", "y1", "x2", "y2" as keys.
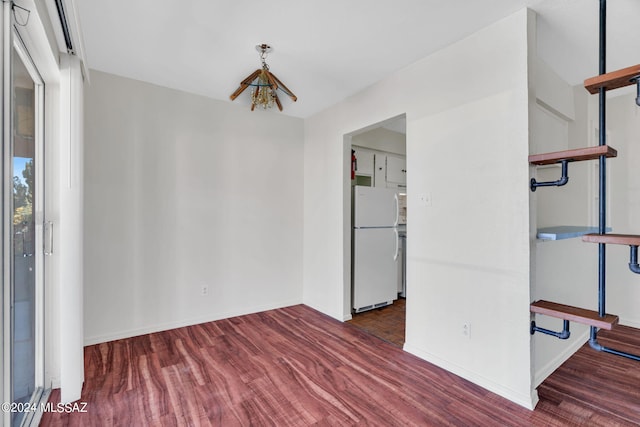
[
  {"x1": 537, "y1": 325, "x2": 640, "y2": 425},
  {"x1": 347, "y1": 298, "x2": 406, "y2": 347},
  {"x1": 41, "y1": 304, "x2": 640, "y2": 426}
]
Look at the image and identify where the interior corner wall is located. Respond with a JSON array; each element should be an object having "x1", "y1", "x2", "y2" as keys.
[
  {"x1": 83, "y1": 71, "x2": 304, "y2": 344},
  {"x1": 303, "y1": 9, "x2": 534, "y2": 407}
]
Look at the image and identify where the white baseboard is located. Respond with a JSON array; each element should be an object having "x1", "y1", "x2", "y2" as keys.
[
  {"x1": 83, "y1": 298, "x2": 302, "y2": 346},
  {"x1": 403, "y1": 342, "x2": 537, "y2": 410},
  {"x1": 533, "y1": 330, "x2": 589, "y2": 388},
  {"x1": 620, "y1": 316, "x2": 640, "y2": 329}
]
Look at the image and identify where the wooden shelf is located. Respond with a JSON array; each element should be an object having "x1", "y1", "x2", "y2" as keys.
[
  {"x1": 529, "y1": 145, "x2": 617, "y2": 165},
  {"x1": 531, "y1": 300, "x2": 618, "y2": 330},
  {"x1": 582, "y1": 233, "x2": 640, "y2": 246},
  {"x1": 584, "y1": 64, "x2": 640, "y2": 94}
]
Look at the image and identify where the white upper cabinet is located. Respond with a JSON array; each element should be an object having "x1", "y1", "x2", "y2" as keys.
[
  {"x1": 386, "y1": 155, "x2": 406, "y2": 186},
  {"x1": 353, "y1": 147, "x2": 374, "y2": 176},
  {"x1": 353, "y1": 146, "x2": 406, "y2": 188}
]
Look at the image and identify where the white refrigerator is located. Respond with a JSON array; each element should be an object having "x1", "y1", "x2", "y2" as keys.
[{"x1": 352, "y1": 186, "x2": 402, "y2": 313}]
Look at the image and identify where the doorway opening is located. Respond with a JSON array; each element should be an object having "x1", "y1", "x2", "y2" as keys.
[{"x1": 344, "y1": 114, "x2": 407, "y2": 347}]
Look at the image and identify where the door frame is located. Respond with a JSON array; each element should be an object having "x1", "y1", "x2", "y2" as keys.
[
  {"x1": 2, "y1": 2, "x2": 12, "y2": 421},
  {"x1": 2, "y1": 2, "x2": 54, "y2": 424},
  {"x1": 342, "y1": 114, "x2": 407, "y2": 321},
  {"x1": 2, "y1": 0, "x2": 86, "y2": 417},
  {"x1": 13, "y1": 21, "x2": 47, "y2": 411}
]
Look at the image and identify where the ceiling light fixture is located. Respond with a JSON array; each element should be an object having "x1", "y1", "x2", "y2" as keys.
[{"x1": 230, "y1": 44, "x2": 297, "y2": 111}]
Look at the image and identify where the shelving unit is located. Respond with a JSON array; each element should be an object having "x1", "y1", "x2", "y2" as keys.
[
  {"x1": 528, "y1": 146, "x2": 617, "y2": 191},
  {"x1": 529, "y1": 0, "x2": 640, "y2": 362}
]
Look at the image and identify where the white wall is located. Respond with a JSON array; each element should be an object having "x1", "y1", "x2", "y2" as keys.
[
  {"x1": 83, "y1": 71, "x2": 304, "y2": 344},
  {"x1": 303, "y1": 9, "x2": 535, "y2": 408}
]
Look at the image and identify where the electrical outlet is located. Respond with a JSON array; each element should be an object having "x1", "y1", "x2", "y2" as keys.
[
  {"x1": 201, "y1": 285, "x2": 208, "y2": 296},
  {"x1": 462, "y1": 322, "x2": 471, "y2": 339}
]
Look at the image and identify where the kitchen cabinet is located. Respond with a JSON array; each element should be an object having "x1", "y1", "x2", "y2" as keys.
[
  {"x1": 353, "y1": 147, "x2": 374, "y2": 176},
  {"x1": 386, "y1": 155, "x2": 406, "y2": 186},
  {"x1": 373, "y1": 154, "x2": 406, "y2": 188},
  {"x1": 353, "y1": 146, "x2": 406, "y2": 188}
]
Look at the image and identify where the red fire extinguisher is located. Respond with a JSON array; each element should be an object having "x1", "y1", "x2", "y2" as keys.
[{"x1": 351, "y1": 149, "x2": 356, "y2": 180}]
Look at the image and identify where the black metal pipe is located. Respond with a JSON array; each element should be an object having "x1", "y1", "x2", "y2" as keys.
[
  {"x1": 589, "y1": 335, "x2": 640, "y2": 361},
  {"x1": 531, "y1": 320, "x2": 570, "y2": 340},
  {"x1": 599, "y1": 0, "x2": 606, "y2": 77},
  {"x1": 629, "y1": 245, "x2": 640, "y2": 274},
  {"x1": 601, "y1": 346, "x2": 640, "y2": 361},
  {"x1": 590, "y1": 325, "x2": 598, "y2": 350},
  {"x1": 584, "y1": 0, "x2": 640, "y2": 363},
  {"x1": 597, "y1": 0, "x2": 607, "y2": 324},
  {"x1": 530, "y1": 160, "x2": 569, "y2": 192}
]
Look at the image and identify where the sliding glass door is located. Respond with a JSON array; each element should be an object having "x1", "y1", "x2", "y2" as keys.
[{"x1": 4, "y1": 27, "x2": 45, "y2": 426}]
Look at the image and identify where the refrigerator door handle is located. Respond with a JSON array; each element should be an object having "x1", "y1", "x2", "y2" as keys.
[
  {"x1": 393, "y1": 228, "x2": 399, "y2": 261},
  {"x1": 393, "y1": 193, "x2": 399, "y2": 227}
]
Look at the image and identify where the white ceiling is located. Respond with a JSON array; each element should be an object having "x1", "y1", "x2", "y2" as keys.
[{"x1": 76, "y1": 0, "x2": 640, "y2": 118}]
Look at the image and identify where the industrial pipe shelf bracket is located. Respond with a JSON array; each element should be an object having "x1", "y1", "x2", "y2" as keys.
[
  {"x1": 530, "y1": 160, "x2": 569, "y2": 192},
  {"x1": 632, "y1": 76, "x2": 640, "y2": 106},
  {"x1": 590, "y1": 327, "x2": 640, "y2": 361},
  {"x1": 629, "y1": 245, "x2": 640, "y2": 274},
  {"x1": 530, "y1": 319, "x2": 570, "y2": 340}
]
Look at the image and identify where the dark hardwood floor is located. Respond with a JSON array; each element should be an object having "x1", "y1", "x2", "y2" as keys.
[
  {"x1": 41, "y1": 304, "x2": 640, "y2": 426},
  {"x1": 347, "y1": 298, "x2": 406, "y2": 347}
]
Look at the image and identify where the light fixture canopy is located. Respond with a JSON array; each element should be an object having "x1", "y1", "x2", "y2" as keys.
[{"x1": 230, "y1": 43, "x2": 297, "y2": 111}]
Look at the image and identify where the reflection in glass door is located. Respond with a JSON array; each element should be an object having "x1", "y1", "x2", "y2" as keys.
[{"x1": 10, "y1": 36, "x2": 44, "y2": 426}]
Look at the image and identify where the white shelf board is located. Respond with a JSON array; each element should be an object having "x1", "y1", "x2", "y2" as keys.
[{"x1": 537, "y1": 226, "x2": 612, "y2": 241}]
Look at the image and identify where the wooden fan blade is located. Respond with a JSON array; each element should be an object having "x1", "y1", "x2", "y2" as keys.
[
  {"x1": 273, "y1": 91, "x2": 283, "y2": 111},
  {"x1": 269, "y1": 72, "x2": 297, "y2": 102},
  {"x1": 264, "y1": 70, "x2": 279, "y2": 91},
  {"x1": 230, "y1": 84, "x2": 250, "y2": 101},
  {"x1": 230, "y1": 69, "x2": 261, "y2": 101},
  {"x1": 241, "y1": 69, "x2": 261, "y2": 85}
]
